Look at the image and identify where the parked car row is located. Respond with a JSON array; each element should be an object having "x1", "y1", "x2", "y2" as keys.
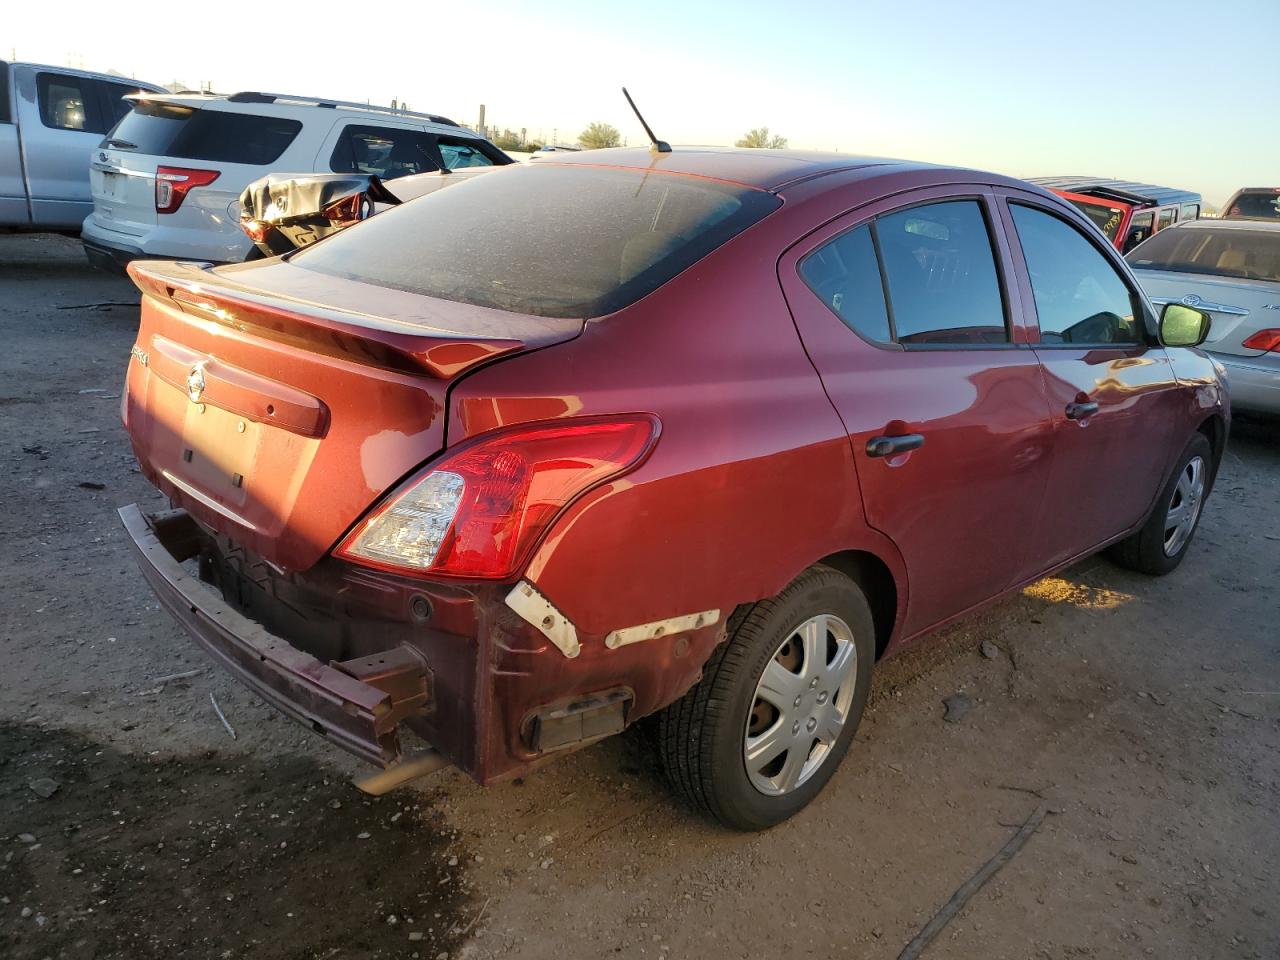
[{"x1": 1030, "y1": 176, "x2": 1202, "y2": 253}]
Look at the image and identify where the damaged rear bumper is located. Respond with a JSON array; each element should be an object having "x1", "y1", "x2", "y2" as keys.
[{"x1": 118, "y1": 504, "x2": 431, "y2": 767}]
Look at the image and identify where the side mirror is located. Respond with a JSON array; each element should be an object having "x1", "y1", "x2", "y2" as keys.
[{"x1": 1160, "y1": 302, "x2": 1211, "y2": 347}]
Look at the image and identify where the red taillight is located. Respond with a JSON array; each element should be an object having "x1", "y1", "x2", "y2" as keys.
[
  {"x1": 1241, "y1": 329, "x2": 1280, "y2": 353},
  {"x1": 240, "y1": 218, "x2": 274, "y2": 244},
  {"x1": 155, "y1": 166, "x2": 220, "y2": 214},
  {"x1": 321, "y1": 193, "x2": 373, "y2": 226},
  {"x1": 336, "y1": 416, "x2": 660, "y2": 580}
]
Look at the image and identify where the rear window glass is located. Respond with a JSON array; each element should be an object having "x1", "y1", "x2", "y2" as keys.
[
  {"x1": 105, "y1": 100, "x2": 301, "y2": 164},
  {"x1": 1127, "y1": 227, "x2": 1280, "y2": 283},
  {"x1": 38, "y1": 72, "x2": 101, "y2": 133},
  {"x1": 292, "y1": 164, "x2": 781, "y2": 318},
  {"x1": 1225, "y1": 192, "x2": 1280, "y2": 220}
]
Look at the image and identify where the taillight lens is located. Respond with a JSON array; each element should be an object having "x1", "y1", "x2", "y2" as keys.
[
  {"x1": 240, "y1": 218, "x2": 274, "y2": 244},
  {"x1": 155, "y1": 166, "x2": 220, "y2": 214},
  {"x1": 321, "y1": 193, "x2": 373, "y2": 226},
  {"x1": 1241, "y1": 329, "x2": 1280, "y2": 353},
  {"x1": 336, "y1": 416, "x2": 660, "y2": 580}
]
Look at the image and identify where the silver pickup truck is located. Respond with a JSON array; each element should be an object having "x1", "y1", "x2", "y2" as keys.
[{"x1": 1, "y1": 61, "x2": 163, "y2": 231}]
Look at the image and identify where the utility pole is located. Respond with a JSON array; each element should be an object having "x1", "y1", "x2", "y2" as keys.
[{"x1": 477, "y1": 104, "x2": 486, "y2": 137}]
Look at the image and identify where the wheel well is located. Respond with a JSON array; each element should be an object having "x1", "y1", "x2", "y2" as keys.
[
  {"x1": 1196, "y1": 414, "x2": 1226, "y2": 491},
  {"x1": 818, "y1": 550, "x2": 897, "y2": 660}
]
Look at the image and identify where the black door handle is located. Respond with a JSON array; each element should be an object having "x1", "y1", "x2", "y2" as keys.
[
  {"x1": 866, "y1": 433, "x2": 925, "y2": 458},
  {"x1": 1065, "y1": 401, "x2": 1100, "y2": 420}
]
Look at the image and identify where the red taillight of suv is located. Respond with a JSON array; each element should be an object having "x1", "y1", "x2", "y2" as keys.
[
  {"x1": 336, "y1": 416, "x2": 661, "y2": 580},
  {"x1": 155, "y1": 166, "x2": 220, "y2": 214},
  {"x1": 1241, "y1": 329, "x2": 1280, "y2": 353}
]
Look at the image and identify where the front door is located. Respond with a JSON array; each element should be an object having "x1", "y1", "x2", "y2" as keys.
[
  {"x1": 996, "y1": 188, "x2": 1184, "y2": 566},
  {"x1": 780, "y1": 188, "x2": 1055, "y2": 636}
]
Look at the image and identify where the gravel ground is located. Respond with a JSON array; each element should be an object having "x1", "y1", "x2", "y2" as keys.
[{"x1": 2, "y1": 233, "x2": 1278, "y2": 960}]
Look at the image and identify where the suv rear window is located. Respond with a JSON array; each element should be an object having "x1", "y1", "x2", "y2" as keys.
[
  {"x1": 293, "y1": 164, "x2": 781, "y2": 318},
  {"x1": 104, "y1": 100, "x2": 302, "y2": 164},
  {"x1": 1225, "y1": 192, "x2": 1280, "y2": 220}
]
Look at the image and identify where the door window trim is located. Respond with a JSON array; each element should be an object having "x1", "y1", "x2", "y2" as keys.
[
  {"x1": 792, "y1": 190, "x2": 1024, "y2": 352},
  {"x1": 997, "y1": 191, "x2": 1155, "y2": 349}
]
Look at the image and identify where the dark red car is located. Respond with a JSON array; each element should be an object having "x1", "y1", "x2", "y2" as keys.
[{"x1": 119, "y1": 148, "x2": 1227, "y2": 829}]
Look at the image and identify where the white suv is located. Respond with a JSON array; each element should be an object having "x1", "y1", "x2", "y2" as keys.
[{"x1": 81, "y1": 90, "x2": 510, "y2": 271}]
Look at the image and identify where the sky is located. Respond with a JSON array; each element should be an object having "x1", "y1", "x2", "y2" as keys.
[{"x1": 7, "y1": 0, "x2": 1278, "y2": 206}]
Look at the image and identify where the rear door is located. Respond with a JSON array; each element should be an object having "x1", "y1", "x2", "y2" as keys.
[
  {"x1": 0, "y1": 62, "x2": 26, "y2": 225},
  {"x1": 996, "y1": 188, "x2": 1183, "y2": 564},
  {"x1": 18, "y1": 67, "x2": 108, "y2": 226},
  {"x1": 780, "y1": 186, "x2": 1056, "y2": 636}
]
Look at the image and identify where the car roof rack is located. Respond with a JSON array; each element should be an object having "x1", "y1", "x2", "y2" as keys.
[{"x1": 224, "y1": 91, "x2": 460, "y2": 127}]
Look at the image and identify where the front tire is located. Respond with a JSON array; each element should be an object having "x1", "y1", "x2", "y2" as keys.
[
  {"x1": 1109, "y1": 432, "x2": 1212, "y2": 575},
  {"x1": 659, "y1": 565, "x2": 875, "y2": 830}
]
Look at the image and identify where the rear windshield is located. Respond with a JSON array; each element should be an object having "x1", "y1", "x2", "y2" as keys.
[
  {"x1": 1127, "y1": 227, "x2": 1280, "y2": 283},
  {"x1": 1065, "y1": 197, "x2": 1126, "y2": 241},
  {"x1": 292, "y1": 164, "x2": 781, "y2": 318},
  {"x1": 103, "y1": 100, "x2": 302, "y2": 165},
  {"x1": 1224, "y1": 192, "x2": 1280, "y2": 220}
]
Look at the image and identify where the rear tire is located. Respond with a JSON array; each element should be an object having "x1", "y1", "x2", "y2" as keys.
[
  {"x1": 658, "y1": 565, "x2": 875, "y2": 830},
  {"x1": 1108, "y1": 433, "x2": 1212, "y2": 575}
]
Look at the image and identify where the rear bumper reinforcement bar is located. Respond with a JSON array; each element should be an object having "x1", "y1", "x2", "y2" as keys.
[{"x1": 118, "y1": 503, "x2": 431, "y2": 767}]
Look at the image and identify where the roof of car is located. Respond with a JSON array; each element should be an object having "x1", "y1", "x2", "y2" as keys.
[
  {"x1": 529, "y1": 146, "x2": 946, "y2": 191},
  {"x1": 11, "y1": 62, "x2": 164, "y2": 91},
  {"x1": 124, "y1": 90, "x2": 471, "y2": 132},
  {"x1": 1028, "y1": 176, "x2": 1200, "y2": 207},
  {"x1": 1163, "y1": 218, "x2": 1280, "y2": 233}
]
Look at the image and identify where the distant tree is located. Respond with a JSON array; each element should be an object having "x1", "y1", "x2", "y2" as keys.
[
  {"x1": 492, "y1": 131, "x2": 524, "y2": 151},
  {"x1": 578, "y1": 122, "x2": 622, "y2": 150},
  {"x1": 735, "y1": 127, "x2": 788, "y2": 149}
]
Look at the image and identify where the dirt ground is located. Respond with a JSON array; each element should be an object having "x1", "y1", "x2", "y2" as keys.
[{"x1": 2, "y1": 233, "x2": 1277, "y2": 960}]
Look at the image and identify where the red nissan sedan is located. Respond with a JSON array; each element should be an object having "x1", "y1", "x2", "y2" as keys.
[{"x1": 118, "y1": 148, "x2": 1227, "y2": 829}]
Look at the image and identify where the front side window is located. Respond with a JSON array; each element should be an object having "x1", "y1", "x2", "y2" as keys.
[
  {"x1": 1122, "y1": 213, "x2": 1154, "y2": 253},
  {"x1": 799, "y1": 224, "x2": 892, "y2": 344},
  {"x1": 876, "y1": 200, "x2": 1008, "y2": 345},
  {"x1": 331, "y1": 125, "x2": 440, "y2": 179},
  {"x1": 1011, "y1": 203, "x2": 1141, "y2": 346},
  {"x1": 37, "y1": 73, "x2": 100, "y2": 132}
]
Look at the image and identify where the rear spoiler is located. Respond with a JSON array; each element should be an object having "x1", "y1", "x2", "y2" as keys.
[{"x1": 127, "y1": 259, "x2": 537, "y2": 380}]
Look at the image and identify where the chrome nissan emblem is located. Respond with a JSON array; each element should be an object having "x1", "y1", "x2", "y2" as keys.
[
  {"x1": 1180, "y1": 294, "x2": 1203, "y2": 307},
  {"x1": 186, "y1": 363, "x2": 206, "y2": 403}
]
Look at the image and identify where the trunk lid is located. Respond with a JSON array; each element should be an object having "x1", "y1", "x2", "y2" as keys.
[
  {"x1": 1133, "y1": 268, "x2": 1280, "y2": 357},
  {"x1": 89, "y1": 144, "x2": 159, "y2": 238},
  {"x1": 123, "y1": 258, "x2": 582, "y2": 571}
]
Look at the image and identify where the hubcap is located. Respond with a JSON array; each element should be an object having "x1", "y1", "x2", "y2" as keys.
[
  {"x1": 744, "y1": 613, "x2": 858, "y2": 797},
  {"x1": 1163, "y1": 455, "x2": 1205, "y2": 557}
]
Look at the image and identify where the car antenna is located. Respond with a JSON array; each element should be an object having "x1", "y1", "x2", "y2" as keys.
[{"x1": 622, "y1": 87, "x2": 671, "y2": 153}]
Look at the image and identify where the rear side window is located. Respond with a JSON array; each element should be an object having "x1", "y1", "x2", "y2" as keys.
[
  {"x1": 438, "y1": 137, "x2": 500, "y2": 169},
  {"x1": 1158, "y1": 207, "x2": 1177, "y2": 230},
  {"x1": 799, "y1": 224, "x2": 891, "y2": 344},
  {"x1": 37, "y1": 72, "x2": 102, "y2": 133},
  {"x1": 294, "y1": 164, "x2": 781, "y2": 319},
  {"x1": 877, "y1": 201, "x2": 1008, "y2": 345},
  {"x1": 105, "y1": 100, "x2": 301, "y2": 164},
  {"x1": 0, "y1": 63, "x2": 11, "y2": 124},
  {"x1": 1180, "y1": 203, "x2": 1200, "y2": 221},
  {"x1": 1010, "y1": 204, "x2": 1141, "y2": 345}
]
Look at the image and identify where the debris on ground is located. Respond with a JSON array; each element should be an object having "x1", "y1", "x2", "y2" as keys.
[
  {"x1": 942, "y1": 694, "x2": 974, "y2": 723},
  {"x1": 28, "y1": 778, "x2": 59, "y2": 799},
  {"x1": 979, "y1": 639, "x2": 1000, "y2": 659}
]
